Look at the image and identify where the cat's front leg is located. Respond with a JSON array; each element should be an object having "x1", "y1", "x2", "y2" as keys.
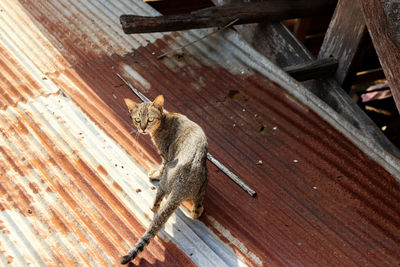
[
  {"x1": 148, "y1": 169, "x2": 162, "y2": 181},
  {"x1": 148, "y1": 161, "x2": 165, "y2": 181}
]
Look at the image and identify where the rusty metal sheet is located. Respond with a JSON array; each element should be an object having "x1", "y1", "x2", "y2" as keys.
[
  {"x1": 0, "y1": 0, "x2": 399, "y2": 266},
  {"x1": 0, "y1": 94, "x2": 200, "y2": 266}
]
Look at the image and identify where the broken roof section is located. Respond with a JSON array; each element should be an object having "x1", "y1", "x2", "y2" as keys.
[{"x1": 0, "y1": 0, "x2": 400, "y2": 266}]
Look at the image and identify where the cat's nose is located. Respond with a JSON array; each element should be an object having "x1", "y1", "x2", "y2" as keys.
[{"x1": 140, "y1": 125, "x2": 147, "y2": 132}]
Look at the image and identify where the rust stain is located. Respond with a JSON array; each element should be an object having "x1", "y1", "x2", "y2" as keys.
[
  {"x1": 2, "y1": 229, "x2": 10, "y2": 235},
  {"x1": 46, "y1": 186, "x2": 54, "y2": 193},
  {"x1": 15, "y1": 117, "x2": 30, "y2": 135},
  {"x1": 96, "y1": 165, "x2": 108, "y2": 176},
  {"x1": 28, "y1": 182, "x2": 40, "y2": 194},
  {"x1": 0, "y1": 146, "x2": 25, "y2": 177},
  {"x1": 49, "y1": 207, "x2": 70, "y2": 234},
  {"x1": 112, "y1": 182, "x2": 123, "y2": 192}
]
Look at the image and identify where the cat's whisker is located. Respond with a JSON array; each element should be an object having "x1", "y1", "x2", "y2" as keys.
[{"x1": 135, "y1": 131, "x2": 140, "y2": 140}]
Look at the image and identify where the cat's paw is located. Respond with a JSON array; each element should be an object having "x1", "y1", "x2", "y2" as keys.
[
  {"x1": 150, "y1": 204, "x2": 160, "y2": 213},
  {"x1": 191, "y1": 206, "x2": 204, "y2": 219},
  {"x1": 148, "y1": 169, "x2": 161, "y2": 181}
]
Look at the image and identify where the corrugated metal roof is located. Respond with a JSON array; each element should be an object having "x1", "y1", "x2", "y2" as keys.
[{"x1": 0, "y1": 0, "x2": 399, "y2": 266}]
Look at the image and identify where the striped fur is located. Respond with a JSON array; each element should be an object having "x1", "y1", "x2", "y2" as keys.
[{"x1": 122, "y1": 96, "x2": 208, "y2": 264}]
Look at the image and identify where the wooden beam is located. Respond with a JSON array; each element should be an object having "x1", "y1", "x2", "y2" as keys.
[
  {"x1": 380, "y1": 0, "x2": 400, "y2": 44},
  {"x1": 359, "y1": 0, "x2": 400, "y2": 114},
  {"x1": 283, "y1": 58, "x2": 338, "y2": 81},
  {"x1": 318, "y1": 0, "x2": 367, "y2": 89},
  {"x1": 120, "y1": 0, "x2": 337, "y2": 34}
]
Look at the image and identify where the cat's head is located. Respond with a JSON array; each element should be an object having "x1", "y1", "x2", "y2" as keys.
[{"x1": 124, "y1": 95, "x2": 164, "y2": 135}]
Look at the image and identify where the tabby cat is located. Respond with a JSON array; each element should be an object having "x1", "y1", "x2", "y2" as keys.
[{"x1": 121, "y1": 95, "x2": 208, "y2": 264}]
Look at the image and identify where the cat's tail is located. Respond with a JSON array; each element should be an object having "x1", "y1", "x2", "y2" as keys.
[{"x1": 120, "y1": 194, "x2": 180, "y2": 264}]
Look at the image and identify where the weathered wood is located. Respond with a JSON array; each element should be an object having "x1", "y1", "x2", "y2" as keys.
[
  {"x1": 359, "y1": 0, "x2": 400, "y2": 114},
  {"x1": 318, "y1": 0, "x2": 367, "y2": 89},
  {"x1": 381, "y1": 0, "x2": 400, "y2": 44},
  {"x1": 120, "y1": 0, "x2": 337, "y2": 34},
  {"x1": 284, "y1": 58, "x2": 338, "y2": 81}
]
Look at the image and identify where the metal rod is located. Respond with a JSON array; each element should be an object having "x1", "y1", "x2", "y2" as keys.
[
  {"x1": 117, "y1": 73, "x2": 257, "y2": 198},
  {"x1": 206, "y1": 153, "x2": 256, "y2": 197}
]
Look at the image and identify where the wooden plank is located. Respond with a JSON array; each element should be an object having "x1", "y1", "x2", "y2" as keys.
[
  {"x1": 318, "y1": 0, "x2": 367, "y2": 89},
  {"x1": 283, "y1": 58, "x2": 338, "y2": 81},
  {"x1": 120, "y1": 0, "x2": 337, "y2": 34},
  {"x1": 359, "y1": 0, "x2": 400, "y2": 114}
]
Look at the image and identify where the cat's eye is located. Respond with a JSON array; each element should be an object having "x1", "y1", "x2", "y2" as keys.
[
  {"x1": 134, "y1": 117, "x2": 141, "y2": 123},
  {"x1": 148, "y1": 117, "x2": 154, "y2": 122}
]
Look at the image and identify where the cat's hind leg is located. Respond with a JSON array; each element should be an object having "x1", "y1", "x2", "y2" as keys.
[
  {"x1": 191, "y1": 179, "x2": 207, "y2": 219},
  {"x1": 151, "y1": 187, "x2": 165, "y2": 213}
]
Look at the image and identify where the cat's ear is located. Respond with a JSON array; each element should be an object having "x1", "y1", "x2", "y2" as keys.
[
  {"x1": 124, "y1": 98, "x2": 137, "y2": 112},
  {"x1": 152, "y1": 95, "x2": 164, "y2": 111}
]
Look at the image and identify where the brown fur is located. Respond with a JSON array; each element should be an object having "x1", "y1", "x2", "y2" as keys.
[{"x1": 121, "y1": 95, "x2": 208, "y2": 264}]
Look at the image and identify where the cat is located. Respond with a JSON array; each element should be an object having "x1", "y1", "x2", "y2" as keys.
[{"x1": 121, "y1": 95, "x2": 208, "y2": 264}]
